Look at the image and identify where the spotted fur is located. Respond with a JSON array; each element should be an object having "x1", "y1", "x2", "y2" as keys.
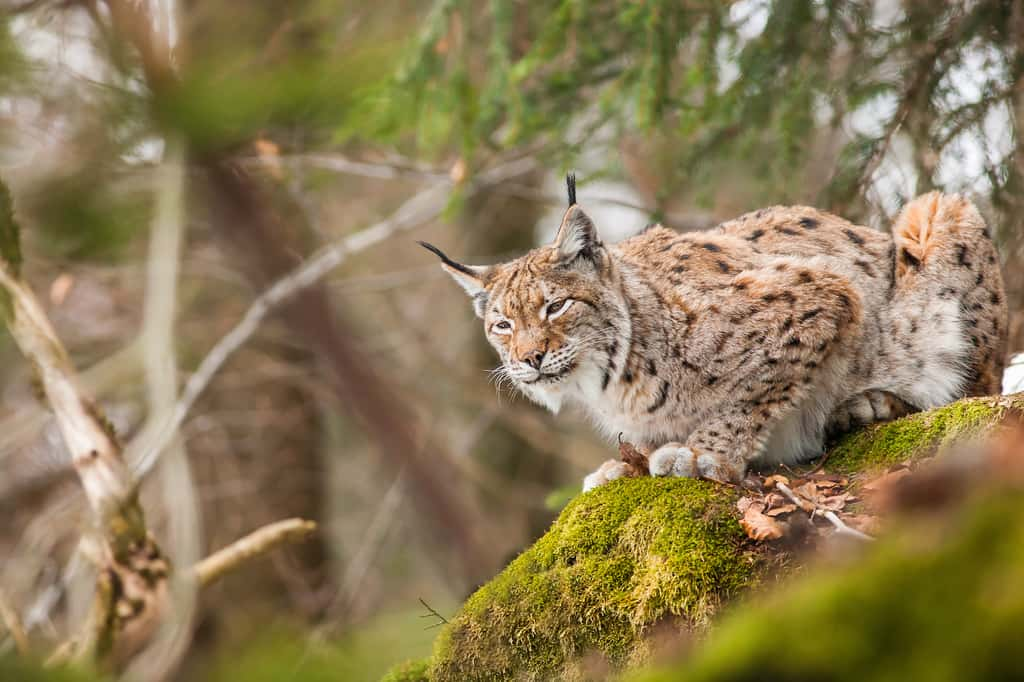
[{"x1": 424, "y1": 185, "x2": 1008, "y2": 488}]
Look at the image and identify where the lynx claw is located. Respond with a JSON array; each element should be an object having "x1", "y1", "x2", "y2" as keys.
[{"x1": 582, "y1": 459, "x2": 629, "y2": 492}]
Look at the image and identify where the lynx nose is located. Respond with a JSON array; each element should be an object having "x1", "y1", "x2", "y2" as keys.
[{"x1": 522, "y1": 349, "x2": 546, "y2": 370}]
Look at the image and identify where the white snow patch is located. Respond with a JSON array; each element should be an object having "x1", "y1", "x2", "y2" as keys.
[{"x1": 1004, "y1": 353, "x2": 1024, "y2": 395}]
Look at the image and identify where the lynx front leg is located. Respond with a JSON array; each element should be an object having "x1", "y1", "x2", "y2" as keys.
[
  {"x1": 648, "y1": 443, "x2": 702, "y2": 478},
  {"x1": 650, "y1": 406, "x2": 790, "y2": 482},
  {"x1": 648, "y1": 440, "x2": 748, "y2": 483}
]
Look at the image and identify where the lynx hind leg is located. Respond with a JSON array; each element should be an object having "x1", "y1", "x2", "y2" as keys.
[{"x1": 827, "y1": 390, "x2": 915, "y2": 437}]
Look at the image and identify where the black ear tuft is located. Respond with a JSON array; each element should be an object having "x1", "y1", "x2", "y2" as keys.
[
  {"x1": 419, "y1": 239, "x2": 491, "y2": 305},
  {"x1": 566, "y1": 173, "x2": 577, "y2": 207},
  {"x1": 417, "y1": 240, "x2": 477, "y2": 277}
]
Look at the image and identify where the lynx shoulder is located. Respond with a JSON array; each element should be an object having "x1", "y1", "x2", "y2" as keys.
[{"x1": 423, "y1": 177, "x2": 1008, "y2": 488}]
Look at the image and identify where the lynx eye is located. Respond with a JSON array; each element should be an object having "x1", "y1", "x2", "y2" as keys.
[
  {"x1": 546, "y1": 298, "x2": 573, "y2": 320},
  {"x1": 492, "y1": 319, "x2": 513, "y2": 335}
]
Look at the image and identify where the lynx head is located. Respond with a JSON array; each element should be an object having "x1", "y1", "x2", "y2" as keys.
[{"x1": 420, "y1": 175, "x2": 624, "y2": 411}]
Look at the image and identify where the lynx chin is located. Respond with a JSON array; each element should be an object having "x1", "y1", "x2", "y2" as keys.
[{"x1": 422, "y1": 175, "x2": 1008, "y2": 490}]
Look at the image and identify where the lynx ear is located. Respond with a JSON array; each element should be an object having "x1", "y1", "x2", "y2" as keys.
[
  {"x1": 418, "y1": 241, "x2": 492, "y2": 317},
  {"x1": 553, "y1": 173, "x2": 601, "y2": 262},
  {"x1": 553, "y1": 203, "x2": 601, "y2": 263}
]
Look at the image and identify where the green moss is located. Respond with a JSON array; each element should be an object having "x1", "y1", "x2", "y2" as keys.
[
  {"x1": 381, "y1": 659, "x2": 431, "y2": 682},
  {"x1": 631, "y1": 489, "x2": 1024, "y2": 682},
  {"x1": 429, "y1": 477, "x2": 755, "y2": 681},
  {"x1": 827, "y1": 395, "x2": 1020, "y2": 473}
]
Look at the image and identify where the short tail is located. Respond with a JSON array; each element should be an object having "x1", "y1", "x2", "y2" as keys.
[
  {"x1": 891, "y1": 191, "x2": 1007, "y2": 396},
  {"x1": 892, "y1": 191, "x2": 989, "y2": 277}
]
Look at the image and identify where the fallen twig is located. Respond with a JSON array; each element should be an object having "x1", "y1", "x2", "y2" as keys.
[
  {"x1": 775, "y1": 481, "x2": 874, "y2": 542},
  {"x1": 418, "y1": 597, "x2": 449, "y2": 629}
]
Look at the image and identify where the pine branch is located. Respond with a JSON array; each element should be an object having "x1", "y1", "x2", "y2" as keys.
[{"x1": 829, "y1": 9, "x2": 973, "y2": 214}]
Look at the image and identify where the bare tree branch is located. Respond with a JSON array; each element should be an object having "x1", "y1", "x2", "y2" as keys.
[
  {"x1": 829, "y1": 11, "x2": 968, "y2": 214},
  {"x1": 128, "y1": 156, "x2": 537, "y2": 480},
  {"x1": 193, "y1": 519, "x2": 318, "y2": 588},
  {"x1": 0, "y1": 587, "x2": 30, "y2": 656},
  {"x1": 128, "y1": 134, "x2": 200, "y2": 681},
  {"x1": 278, "y1": 153, "x2": 448, "y2": 181},
  {"x1": 0, "y1": 252, "x2": 136, "y2": 536},
  {"x1": 0, "y1": 179, "x2": 169, "y2": 667},
  {"x1": 417, "y1": 597, "x2": 449, "y2": 628}
]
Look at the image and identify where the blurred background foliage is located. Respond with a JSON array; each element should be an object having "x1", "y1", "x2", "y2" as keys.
[{"x1": 0, "y1": 0, "x2": 1022, "y2": 679}]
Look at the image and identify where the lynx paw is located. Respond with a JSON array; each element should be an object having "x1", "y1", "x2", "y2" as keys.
[
  {"x1": 582, "y1": 459, "x2": 629, "y2": 492},
  {"x1": 648, "y1": 443, "x2": 698, "y2": 477},
  {"x1": 648, "y1": 444, "x2": 738, "y2": 482}
]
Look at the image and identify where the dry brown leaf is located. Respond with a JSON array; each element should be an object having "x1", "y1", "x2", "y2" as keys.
[
  {"x1": 793, "y1": 481, "x2": 819, "y2": 497},
  {"x1": 763, "y1": 474, "x2": 789, "y2": 489},
  {"x1": 807, "y1": 472, "x2": 849, "y2": 486},
  {"x1": 819, "y1": 493, "x2": 852, "y2": 512},
  {"x1": 737, "y1": 497, "x2": 785, "y2": 541},
  {"x1": 764, "y1": 503, "x2": 797, "y2": 517},
  {"x1": 790, "y1": 482, "x2": 819, "y2": 512},
  {"x1": 812, "y1": 480, "x2": 842, "y2": 490},
  {"x1": 736, "y1": 496, "x2": 758, "y2": 514},
  {"x1": 618, "y1": 439, "x2": 649, "y2": 478}
]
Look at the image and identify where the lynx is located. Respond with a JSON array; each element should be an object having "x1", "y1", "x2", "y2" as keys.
[{"x1": 422, "y1": 176, "x2": 1008, "y2": 489}]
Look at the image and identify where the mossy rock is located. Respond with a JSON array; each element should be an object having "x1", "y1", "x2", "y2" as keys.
[
  {"x1": 431, "y1": 477, "x2": 753, "y2": 681},
  {"x1": 827, "y1": 394, "x2": 1023, "y2": 473},
  {"x1": 629, "y1": 486, "x2": 1024, "y2": 682},
  {"x1": 421, "y1": 394, "x2": 1023, "y2": 681}
]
